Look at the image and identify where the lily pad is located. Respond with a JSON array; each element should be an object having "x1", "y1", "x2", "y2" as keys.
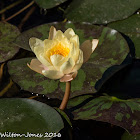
[
  {"x1": 12, "y1": 22, "x2": 130, "y2": 99},
  {"x1": 34, "y1": 0, "x2": 67, "y2": 9},
  {"x1": 0, "y1": 22, "x2": 20, "y2": 63},
  {"x1": 0, "y1": 98, "x2": 63, "y2": 140},
  {"x1": 65, "y1": 0, "x2": 140, "y2": 24},
  {"x1": 8, "y1": 58, "x2": 59, "y2": 95},
  {"x1": 108, "y1": 14, "x2": 140, "y2": 59},
  {"x1": 121, "y1": 131, "x2": 140, "y2": 140},
  {"x1": 99, "y1": 62, "x2": 140, "y2": 99},
  {"x1": 67, "y1": 95, "x2": 140, "y2": 134},
  {"x1": 55, "y1": 108, "x2": 72, "y2": 127}
]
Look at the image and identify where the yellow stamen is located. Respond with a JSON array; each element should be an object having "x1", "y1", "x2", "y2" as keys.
[{"x1": 49, "y1": 43, "x2": 70, "y2": 57}]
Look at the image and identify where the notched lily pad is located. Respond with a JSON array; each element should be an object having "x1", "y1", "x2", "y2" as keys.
[
  {"x1": 65, "y1": 0, "x2": 140, "y2": 24},
  {"x1": 68, "y1": 95, "x2": 140, "y2": 134},
  {"x1": 108, "y1": 14, "x2": 140, "y2": 59},
  {"x1": 34, "y1": 0, "x2": 67, "y2": 9},
  {"x1": 12, "y1": 22, "x2": 130, "y2": 99},
  {"x1": 0, "y1": 22, "x2": 20, "y2": 63},
  {"x1": 0, "y1": 98, "x2": 64, "y2": 140}
]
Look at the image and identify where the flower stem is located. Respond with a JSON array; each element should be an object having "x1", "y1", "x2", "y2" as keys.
[
  {"x1": 0, "y1": 0, "x2": 24, "y2": 14},
  {"x1": 3, "y1": 1, "x2": 34, "y2": 22},
  {"x1": 59, "y1": 81, "x2": 71, "y2": 110},
  {"x1": 0, "y1": 79, "x2": 13, "y2": 97}
]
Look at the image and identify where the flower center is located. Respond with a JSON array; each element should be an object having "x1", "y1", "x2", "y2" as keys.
[{"x1": 49, "y1": 43, "x2": 70, "y2": 57}]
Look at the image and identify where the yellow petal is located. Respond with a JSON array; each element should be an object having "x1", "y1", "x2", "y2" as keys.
[
  {"x1": 80, "y1": 40, "x2": 92, "y2": 63},
  {"x1": 69, "y1": 35, "x2": 80, "y2": 62},
  {"x1": 70, "y1": 43, "x2": 79, "y2": 62},
  {"x1": 54, "y1": 30, "x2": 70, "y2": 48},
  {"x1": 92, "y1": 39, "x2": 99, "y2": 52},
  {"x1": 42, "y1": 70, "x2": 64, "y2": 79},
  {"x1": 64, "y1": 28, "x2": 75, "y2": 40},
  {"x1": 55, "y1": 30, "x2": 66, "y2": 39},
  {"x1": 29, "y1": 37, "x2": 44, "y2": 52},
  {"x1": 50, "y1": 54, "x2": 68, "y2": 70},
  {"x1": 44, "y1": 39, "x2": 59, "y2": 61},
  {"x1": 70, "y1": 35, "x2": 79, "y2": 48},
  {"x1": 60, "y1": 57, "x2": 75, "y2": 74},
  {"x1": 72, "y1": 49, "x2": 83, "y2": 72},
  {"x1": 44, "y1": 39, "x2": 58, "y2": 51},
  {"x1": 48, "y1": 26, "x2": 56, "y2": 40},
  {"x1": 36, "y1": 52, "x2": 53, "y2": 69}
]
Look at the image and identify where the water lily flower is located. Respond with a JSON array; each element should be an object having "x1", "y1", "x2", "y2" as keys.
[{"x1": 28, "y1": 26, "x2": 98, "y2": 82}]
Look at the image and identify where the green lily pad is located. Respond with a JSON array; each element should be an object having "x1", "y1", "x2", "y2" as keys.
[
  {"x1": 0, "y1": 98, "x2": 63, "y2": 140},
  {"x1": 65, "y1": 0, "x2": 140, "y2": 24},
  {"x1": 34, "y1": 0, "x2": 67, "y2": 9},
  {"x1": 55, "y1": 108, "x2": 72, "y2": 127},
  {"x1": 108, "y1": 14, "x2": 140, "y2": 59},
  {"x1": 0, "y1": 22, "x2": 20, "y2": 63},
  {"x1": 12, "y1": 22, "x2": 130, "y2": 99},
  {"x1": 68, "y1": 95, "x2": 140, "y2": 134},
  {"x1": 121, "y1": 131, "x2": 140, "y2": 140}
]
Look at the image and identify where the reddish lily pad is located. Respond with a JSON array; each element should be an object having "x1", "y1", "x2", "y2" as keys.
[
  {"x1": 8, "y1": 58, "x2": 59, "y2": 95},
  {"x1": 65, "y1": 0, "x2": 140, "y2": 24},
  {"x1": 108, "y1": 13, "x2": 140, "y2": 59},
  {"x1": 0, "y1": 22, "x2": 20, "y2": 63},
  {"x1": 0, "y1": 98, "x2": 64, "y2": 140},
  {"x1": 11, "y1": 22, "x2": 130, "y2": 99},
  {"x1": 67, "y1": 95, "x2": 140, "y2": 135},
  {"x1": 34, "y1": 0, "x2": 67, "y2": 9}
]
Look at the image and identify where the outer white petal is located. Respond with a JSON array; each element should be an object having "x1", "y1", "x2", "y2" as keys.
[
  {"x1": 64, "y1": 28, "x2": 75, "y2": 40},
  {"x1": 60, "y1": 57, "x2": 75, "y2": 74},
  {"x1": 72, "y1": 49, "x2": 83, "y2": 72},
  {"x1": 27, "y1": 59, "x2": 45, "y2": 74},
  {"x1": 42, "y1": 70, "x2": 64, "y2": 79},
  {"x1": 50, "y1": 54, "x2": 68, "y2": 70},
  {"x1": 29, "y1": 37, "x2": 44, "y2": 52},
  {"x1": 92, "y1": 39, "x2": 99, "y2": 52},
  {"x1": 80, "y1": 40, "x2": 92, "y2": 63},
  {"x1": 60, "y1": 71, "x2": 78, "y2": 82},
  {"x1": 29, "y1": 37, "x2": 53, "y2": 67}
]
